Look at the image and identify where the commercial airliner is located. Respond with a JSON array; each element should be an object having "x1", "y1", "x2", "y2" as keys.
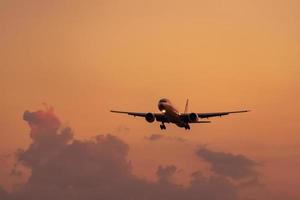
[{"x1": 111, "y1": 98, "x2": 249, "y2": 130}]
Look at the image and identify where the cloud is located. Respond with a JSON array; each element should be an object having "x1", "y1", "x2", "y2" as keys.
[
  {"x1": 10, "y1": 167, "x2": 23, "y2": 178},
  {"x1": 146, "y1": 134, "x2": 164, "y2": 141},
  {"x1": 145, "y1": 134, "x2": 186, "y2": 143},
  {"x1": 156, "y1": 165, "x2": 177, "y2": 183},
  {"x1": 0, "y1": 187, "x2": 8, "y2": 200},
  {"x1": 189, "y1": 171, "x2": 238, "y2": 200},
  {"x1": 0, "y1": 109, "x2": 262, "y2": 200},
  {"x1": 196, "y1": 147, "x2": 259, "y2": 181}
]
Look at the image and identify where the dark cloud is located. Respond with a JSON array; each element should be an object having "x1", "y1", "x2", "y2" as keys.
[
  {"x1": 145, "y1": 134, "x2": 186, "y2": 143},
  {"x1": 0, "y1": 109, "x2": 263, "y2": 200},
  {"x1": 196, "y1": 147, "x2": 259, "y2": 180},
  {"x1": 156, "y1": 165, "x2": 177, "y2": 183},
  {"x1": 0, "y1": 187, "x2": 8, "y2": 200},
  {"x1": 189, "y1": 171, "x2": 238, "y2": 200}
]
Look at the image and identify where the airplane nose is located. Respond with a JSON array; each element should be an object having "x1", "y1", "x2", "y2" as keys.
[{"x1": 158, "y1": 103, "x2": 165, "y2": 111}]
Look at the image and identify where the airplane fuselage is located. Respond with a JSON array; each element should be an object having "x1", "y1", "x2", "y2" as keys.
[{"x1": 158, "y1": 98, "x2": 187, "y2": 128}]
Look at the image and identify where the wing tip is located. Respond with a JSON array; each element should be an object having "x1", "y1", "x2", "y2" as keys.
[
  {"x1": 235, "y1": 110, "x2": 251, "y2": 113},
  {"x1": 110, "y1": 110, "x2": 122, "y2": 113}
]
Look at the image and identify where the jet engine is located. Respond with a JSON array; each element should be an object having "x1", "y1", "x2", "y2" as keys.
[
  {"x1": 145, "y1": 113, "x2": 155, "y2": 123},
  {"x1": 188, "y1": 113, "x2": 198, "y2": 122}
]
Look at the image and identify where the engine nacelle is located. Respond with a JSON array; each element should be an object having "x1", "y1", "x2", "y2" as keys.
[
  {"x1": 188, "y1": 113, "x2": 198, "y2": 122},
  {"x1": 145, "y1": 113, "x2": 155, "y2": 123}
]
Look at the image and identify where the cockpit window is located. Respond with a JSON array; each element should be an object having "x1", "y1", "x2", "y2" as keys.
[{"x1": 160, "y1": 98, "x2": 169, "y2": 103}]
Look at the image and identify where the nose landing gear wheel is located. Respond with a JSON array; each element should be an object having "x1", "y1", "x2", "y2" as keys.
[{"x1": 160, "y1": 124, "x2": 166, "y2": 130}]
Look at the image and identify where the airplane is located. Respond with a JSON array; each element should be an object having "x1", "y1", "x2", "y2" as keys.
[{"x1": 111, "y1": 98, "x2": 249, "y2": 130}]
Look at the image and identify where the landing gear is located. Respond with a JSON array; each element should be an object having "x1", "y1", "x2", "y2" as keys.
[
  {"x1": 160, "y1": 124, "x2": 166, "y2": 130},
  {"x1": 184, "y1": 124, "x2": 190, "y2": 130}
]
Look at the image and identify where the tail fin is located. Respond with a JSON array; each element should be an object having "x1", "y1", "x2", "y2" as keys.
[{"x1": 184, "y1": 99, "x2": 189, "y2": 113}]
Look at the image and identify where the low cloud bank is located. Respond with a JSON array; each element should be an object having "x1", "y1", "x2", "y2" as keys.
[
  {"x1": 1, "y1": 109, "x2": 262, "y2": 200},
  {"x1": 196, "y1": 147, "x2": 259, "y2": 181}
]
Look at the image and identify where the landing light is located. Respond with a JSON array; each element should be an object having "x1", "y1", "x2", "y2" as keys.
[{"x1": 162, "y1": 109, "x2": 166, "y2": 113}]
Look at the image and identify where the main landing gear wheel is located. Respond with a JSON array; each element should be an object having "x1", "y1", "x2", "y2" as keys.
[
  {"x1": 184, "y1": 124, "x2": 190, "y2": 130},
  {"x1": 160, "y1": 124, "x2": 166, "y2": 130}
]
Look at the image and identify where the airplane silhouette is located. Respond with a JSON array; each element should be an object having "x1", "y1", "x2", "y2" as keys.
[{"x1": 111, "y1": 98, "x2": 249, "y2": 130}]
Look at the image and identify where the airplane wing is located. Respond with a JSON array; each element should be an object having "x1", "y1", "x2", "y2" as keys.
[
  {"x1": 198, "y1": 110, "x2": 250, "y2": 118},
  {"x1": 192, "y1": 120, "x2": 211, "y2": 123},
  {"x1": 111, "y1": 110, "x2": 148, "y2": 117},
  {"x1": 110, "y1": 110, "x2": 168, "y2": 122}
]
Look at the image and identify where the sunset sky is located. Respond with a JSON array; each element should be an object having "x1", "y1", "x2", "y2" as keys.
[{"x1": 1, "y1": 0, "x2": 300, "y2": 199}]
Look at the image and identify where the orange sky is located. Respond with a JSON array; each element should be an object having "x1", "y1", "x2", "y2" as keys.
[{"x1": 1, "y1": 0, "x2": 300, "y2": 199}]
